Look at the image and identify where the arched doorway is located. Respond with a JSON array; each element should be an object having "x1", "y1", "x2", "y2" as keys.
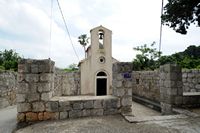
[{"x1": 96, "y1": 71, "x2": 107, "y2": 96}]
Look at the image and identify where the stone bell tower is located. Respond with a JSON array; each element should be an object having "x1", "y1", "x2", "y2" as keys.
[{"x1": 79, "y1": 25, "x2": 117, "y2": 96}]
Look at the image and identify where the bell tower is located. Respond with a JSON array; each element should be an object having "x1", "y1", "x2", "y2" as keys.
[{"x1": 79, "y1": 25, "x2": 115, "y2": 96}]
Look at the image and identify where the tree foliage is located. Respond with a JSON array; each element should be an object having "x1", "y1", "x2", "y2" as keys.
[
  {"x1": 132, "y1": 42, "x2": 161, "y2": 70},
  {"x1": 162, "y1": 0, "x2": 200, "y2": 34},
  {"x1": 64, "y1": 63, "x2": 78, "y2": 72},
  {"x1": 78, "y1": 34, "x2": 89, "y2": 58},
  {"x1": 0, "y1": 49, "x2": 21, "y2": 71},
  {"x1": 133, "y1": 43, "x2": 200, "y2": 70}
]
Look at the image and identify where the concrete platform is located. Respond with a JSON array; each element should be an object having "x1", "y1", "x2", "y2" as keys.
[{"x1": 51, "y1": 95, "x2": 118, "y2": 101}]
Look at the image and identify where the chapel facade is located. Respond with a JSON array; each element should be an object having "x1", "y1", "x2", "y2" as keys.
[{"x1": 79, "y1": 25, "x2": 118, "y2": 96}]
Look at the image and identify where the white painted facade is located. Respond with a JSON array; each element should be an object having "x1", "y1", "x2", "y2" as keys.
[{"x1": 79, "y1": 26, "x2": 118, "y2": 95}]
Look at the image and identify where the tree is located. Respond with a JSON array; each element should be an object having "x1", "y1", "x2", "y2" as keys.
[
  {"x1": 0, "y1": 49, "x2": 21, "y2": 71},
  {"x1": 161, "y1": 0, "x2": 200, "y2": 34},
  {"x1": 132, "y1": 42, "x2": 161, "y2": 70},
  {"x1": 78, "y1": 34, "x2": 89, "y2": 58},
  {"x1": 64, "y1": 63, "x2": 78, "y2": 72}
]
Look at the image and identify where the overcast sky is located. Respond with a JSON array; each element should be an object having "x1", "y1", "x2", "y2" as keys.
[{"x1": 0, "y1": 0, "x2": 199, "y2": 68}]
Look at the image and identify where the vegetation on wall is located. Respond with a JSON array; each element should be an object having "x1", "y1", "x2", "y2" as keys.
[
  {"x1": 133, "y1": 43, "x2": 200, "y2": 70},
  {"x1": 0, "y1": 49, "x2": 21, "y2": 71}
]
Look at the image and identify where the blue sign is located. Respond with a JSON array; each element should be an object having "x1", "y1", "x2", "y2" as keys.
[{"x1": 123, "y1": 73, "x2": 131, "y2": 79}]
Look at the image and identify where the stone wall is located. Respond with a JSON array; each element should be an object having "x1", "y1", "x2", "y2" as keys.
[
  {"x1": 0, "y1": 71, "x2": 17, "y2": 108},
  {"x1": 17, "y1": 59, "x2": 55, "y2": 122},
  {"x1": 182, "y1": 69, "x2": 200, "y2": 92},
  {"x1": 132, "y1": 70, "x2": 160, "y2": 103},
  {"x1": 54, "y1": 70, "x2": 80, "y2": 96},
  {"x1": 17, "y1": 59, "x2": 121, "y2": 123},
  {"x1": 112, "y1": 62, "x2": 133, "y2": 114},
  {"x1": 159, "y1": 64, "x2": 183, "y2": 115}
]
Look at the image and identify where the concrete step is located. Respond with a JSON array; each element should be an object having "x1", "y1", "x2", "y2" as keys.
[
  {"x1": 123, "y1": 114, "x2": 189, "y2": 123},
  {"x1": 132, "y1": 95, "x2": 161, "y2": 112}
]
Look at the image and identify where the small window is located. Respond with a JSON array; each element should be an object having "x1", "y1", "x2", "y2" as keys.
[
  {"x1": 97, "y1": 71, "x2": 107, "y2": 76},
  {"x1": 99, "y1": 56, "x2": 105, "y2": 64}
]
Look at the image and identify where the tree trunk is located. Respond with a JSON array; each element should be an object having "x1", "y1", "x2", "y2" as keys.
[{"x1": 84, "y1": 46, "x2": 86, "y2": 58}]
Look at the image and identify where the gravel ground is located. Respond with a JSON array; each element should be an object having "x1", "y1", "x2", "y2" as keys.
[
  {"x1": 15, "y1": 115, "x2": 180, "y2": 133},
  {"x1": 0, "y1": 105, "x2": 17, "y2": 133}
]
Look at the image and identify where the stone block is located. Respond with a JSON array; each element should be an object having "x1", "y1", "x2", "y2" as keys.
[
  {"x1": 25, "y1": 74, "x2": 39, "y2": 82},
  {"x1": 38, "y1": 112, "x2": 44, "y2": 120},
  {"x1": 124, "y1": 81, "x2": 132, "y2": 88},
  {"x1": 69, "y1": 110, "x2": 82, "y2": 118},
  {"x1": 93, "y1": 100, "x2": 103, "y2": 109},
  {"x1": 91, "y1": 109, "x2": 103, "y2": 116},
  {"x1": 114, "y1": 81, "x2": 122, "y2": 88},
  {"x1": 174, "y1": 96, "x2": 183, "y2": 105},
  {"x1": 164, "y1": 81, "x2": 171, "y2": 88},
  {"x1": 116, "y1": 74, "x2": 123, "y2": 80},
  {"x1": 26, "y1": 112, "x2": 38, "y2": 122},
  {"x1": 73, "y1": 102, "x2": 83, "y2": 110},
  {"x1": 38, "y1": 60, "x2": 54, "y2": 73},
  {"x1": 45, "y1": 101, "x2": 59, "y2": 112},
  {"x1": 31, "y1": 64, "x2": 39, "y2": 73},
  {"x1": 60, "y1": 112, "x2": 69, "y2": 119},
  {"x1": 103, "y1": 99, "x2": 118, "y2": 109},
  {"x1": 59, "y1": 101, "x2": 72, "y2": 111},
  {"x1": 43, "y1": 112, "x2": 59, "y2": 120},
  {"x1": 161, "y1": 102, "x2": 172, "y2": 115},
  {"x1": 82, "y1": 109, "x2": 91, "y2": 117},
  {"x1": 104, "y1": 108, "x2": 119, "y2": 115},
  {"x1": 38, "y1": 83, "x2": 51, "y2": 92},
  {"x1": 32, "y1": 102, "x2": 45, "y2": 112},
  {"x1": 27, "y1": 93, "x2": 40, "y2": 102},
  {"x1": 127, "y1": 88, "x2": 132, "y2": 96},
  {"x1": 17, "y1": 82, "x2": 29, "y2": 94},
  {"x1": 17, "y1": 74, "x2": 25, "y2": 82},
  {"x1": 121, "y1": 97, "x2": 132, "y2": 106},
  {"x1": 18, "y1": 64, "x2": 29, "y2": 73},
  {"x1": 17, "y1": 103, "x2": 31, "y2": 112},
  {"x1": 17, "y1": 113, "x2": 25, "y2": 122},
  {"x1": 41, "y1": 92, "x2": 52, "y2": 101},
  {"x1": 29, "y1": 83, "x2": 38, "y2": 93},
  {"x1": 40, "y1": 73, "x2": 52, "y2": 82},
  {"x1": 83, "y1": 100, "x2": 93, "y2": 109},
  {"x1": 16, "y1": 94, "x2": 26, "y2": 103},
  {"x1": 121, "y1": 106, "x2": 132, "y2": 114},
  {"x1": 195, "y1": 84, "x2": 200, "y2": 90},
  {"x1": 113, "y1": 89, "x2": 124, "y2": 97}
]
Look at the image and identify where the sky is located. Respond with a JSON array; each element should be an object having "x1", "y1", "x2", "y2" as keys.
[{"x1": 0, "y1": 0, "x2": 199, "y2": 68}]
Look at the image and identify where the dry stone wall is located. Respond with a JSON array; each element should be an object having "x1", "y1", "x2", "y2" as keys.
[
  {"x1": 112, "y1": 62, "x2": 133, "y2": 114},
  {"x1": 159, "y1": 64, "x2": 183, "y2": 115},
  {"x1": 17, "y1": 59, "x2": 121, "y2": 123},
  {"x1": 0, "y1": 71, "x2": 17, "y2": 108},
  {"x1": 132, "y1": 70, "x2": 160, "y2": 103},
  {"x1": 182, "y1": 69, "x2": 200, "y2": 92},
  {"x1": 54, "y1": 70, "x2": 80, "y2": 96},
  {"x1": 17, "y1": 59, "x2": 55, "y2": 122}
]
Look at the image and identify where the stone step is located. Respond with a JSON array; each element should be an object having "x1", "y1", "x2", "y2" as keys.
[
  {"x1": 123, "y1": 114, "x2": 188, "y2": 123},
  {"x1": 132, "y1": 95, "x2": 161, "y2": 112}
]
